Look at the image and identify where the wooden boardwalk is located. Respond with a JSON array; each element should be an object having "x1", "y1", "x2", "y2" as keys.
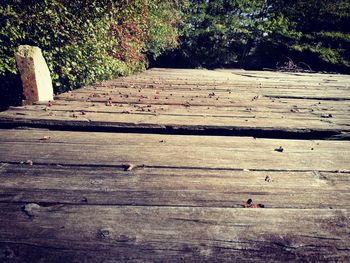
[{"x1": 0, "y1": 68, "x2": 349, "y2": 262}]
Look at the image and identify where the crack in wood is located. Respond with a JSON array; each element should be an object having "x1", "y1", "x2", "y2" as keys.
[{"x1": 2, "y1": 161, "x2": 349, "y2": 173}]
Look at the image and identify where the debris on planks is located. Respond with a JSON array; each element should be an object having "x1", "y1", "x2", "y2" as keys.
[
  {"x1": 124, "y1": 163, "x2": 135, "y2": 171},
  {"x1": 22, "y1": 203, "x2": 41, "y2": 218},
  {"x1": 321, "y1": 114, "x2": 333, "y2": 118},
  {"x1": 23, "y1": 160, "x2": 33, "y2": 166},
  {"x1": 244, "y1": 199, "x2": 265, "y2": 208},
  {"x1": 274, "y1": 146, "x2": 284, "y2": 152},
  {"x1": 39, "y1": 136, "x2": 51, "y2": 141},
  {"x1": 106, "y1": 97, "x2": 113, "y2": 106}
]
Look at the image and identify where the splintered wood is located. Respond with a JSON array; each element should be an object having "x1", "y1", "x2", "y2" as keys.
[{"x1": 0, "y1": 68, "x2": 349, "y2": 262}]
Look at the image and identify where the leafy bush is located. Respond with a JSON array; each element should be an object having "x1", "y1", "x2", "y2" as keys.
[{"x1": 0, "y1": 0, "x2": 184, "y2": 110}]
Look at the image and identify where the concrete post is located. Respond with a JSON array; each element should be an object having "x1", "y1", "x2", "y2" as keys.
[{"x1": 15, "y1": 45, "x2": 54, "y2": 104}]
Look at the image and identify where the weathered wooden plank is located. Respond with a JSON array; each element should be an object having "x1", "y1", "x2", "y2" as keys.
[
  {"x1": 0, "y1": 204, "x2": 349, "y2": 262},
  {"x1": 58, "y1": 89, "x2": 350, "y2": 101},
  {"x1": 56, "y1": 87, "x2": 350, "y2": 104},
  {"x1": 7, "y1": 102, "x2": 350, "y2": 125},
  {"x1": 121, "y1": 69, "x2": 350, "y2": 87},
  {"x1": 7, "y1": 103, "x2": 348, "y2": 124},
  {"x1": 54, "y1": 92, "x2": 350, "y2": 106},
  {"x1": 0, "y1": 130, "x2": 349, "y2": 171},
  {"x1": 0, "y1": 164, "x2": 349, "y2": 208},
  {"x1": 1, "y1": 68, "x2": 349, "y2": 135},
  {"x1": 0, "y1": 129, "x2": 349, "y2": 151},
  {"x1": 1, "y1": 108, "x2": 348, "y2": 135}
]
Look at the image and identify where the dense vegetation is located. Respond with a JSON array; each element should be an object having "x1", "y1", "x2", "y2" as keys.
[
  {"x1": 261, "y1": 0, "x2": 350, "y2": 72},
  {"x1": 156, "y1": 0, "x2": 350, "y2": 72},
  {"x1": 0, "y1": 0, "x2": 184, "y2": 109},
  {"x1": 1, "y1": 0, "x2": 349, "y2": 110}
]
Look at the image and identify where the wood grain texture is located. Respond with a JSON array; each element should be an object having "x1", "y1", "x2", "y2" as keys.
[
  {"x1": 0, "y1": 163, "x2": 349, "y2": 209},
  {"x1": 0, "y1": 204, "x2": 349, "y2": 262},
  {"x1": 0, "y1": 129, "x2": 349, "y2": 171},
  {"x1": 0, "y1": 67, "x2": 349, "y2": 262}
]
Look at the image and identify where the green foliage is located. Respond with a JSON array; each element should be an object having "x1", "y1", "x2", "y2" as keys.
[
  {"x1": 267, "y1": 0, "x2": 350, "y2": 70},
  {"x1": 161, "y1": 0, "x2": 349, "y2": 72},
  {"x1": 146, "y1": 0, "x2": 186, "y2": 58},
  {"x1": 0, "y1": 0, "x2": 184, "y2": 109},
  {"x1": 173, "y1": 0, "x2": 272, "y2": 68},
  {"x1": 0, "y1": 2, "x2": 25, "y2": 76}
]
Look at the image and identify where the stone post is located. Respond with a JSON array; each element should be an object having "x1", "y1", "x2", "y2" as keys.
[{"x1": 15, "y1": 45, "x2": 54, "y2": 104}]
